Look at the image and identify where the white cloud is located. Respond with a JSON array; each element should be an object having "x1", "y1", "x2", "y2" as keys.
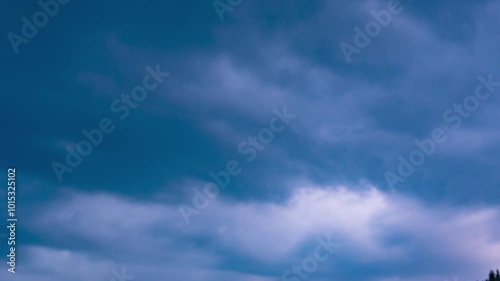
[{"x1": 25, "y1": 183, "x2": 500, "y2": 281}]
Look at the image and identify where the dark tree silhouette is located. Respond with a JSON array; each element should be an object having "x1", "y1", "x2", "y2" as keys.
[
  {"x1": 488, "y1": 270, "x2": 496, "y2": 281},
  {"x1": 478, "y1": 269, "x2": 500, "y2": 281}
]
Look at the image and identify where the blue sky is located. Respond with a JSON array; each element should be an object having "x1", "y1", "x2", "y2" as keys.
[{"x1": 1, "y1": 0, "x2": 500, "y2": 280}]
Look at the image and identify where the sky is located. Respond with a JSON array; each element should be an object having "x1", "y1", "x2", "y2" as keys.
[{"x1": 1, "y1": 0, "x2": 500, "y2": 280}]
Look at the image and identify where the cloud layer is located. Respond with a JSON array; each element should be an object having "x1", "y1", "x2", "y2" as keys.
[
  {"x1": 10, "y1": 184, "x2": 499, "y2": 281},
  {"x1": 2, "y1": 0, "x2": 500, "y2": 280}
]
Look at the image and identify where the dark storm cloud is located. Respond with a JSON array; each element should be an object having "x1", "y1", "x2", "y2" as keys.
[{"x1": 3, "y1": 0, "x2": 500, "y2": 280}]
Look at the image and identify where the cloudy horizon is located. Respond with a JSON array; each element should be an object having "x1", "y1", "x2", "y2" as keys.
[{"x1": 2, "y1": 0, "x2": 500, "y2": 280}]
